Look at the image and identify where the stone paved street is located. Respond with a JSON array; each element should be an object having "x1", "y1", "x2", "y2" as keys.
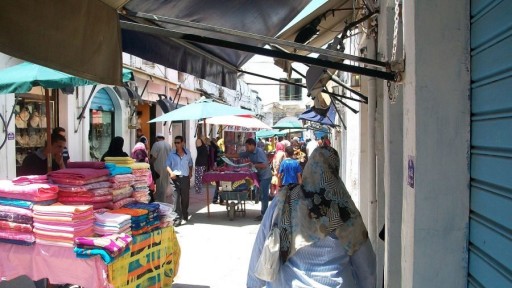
[{"x1": 171, "y1": 187, "x2": 262, "y2": 288}]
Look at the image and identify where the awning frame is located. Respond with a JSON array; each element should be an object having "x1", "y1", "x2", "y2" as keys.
[{"x1": 119, "y1": 21, "x2": 398, "y2": 82}]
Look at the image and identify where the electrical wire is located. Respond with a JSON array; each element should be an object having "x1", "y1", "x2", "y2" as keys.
[{"x1": 0, "y1": 112, "x2": 7, "y2": 150}]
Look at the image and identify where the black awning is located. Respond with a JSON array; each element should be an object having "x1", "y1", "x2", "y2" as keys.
[{"x1": 122, "y1": 0, "x2": 311, "y2": 90}]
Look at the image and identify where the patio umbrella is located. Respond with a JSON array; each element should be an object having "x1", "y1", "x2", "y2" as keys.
[
  {"x1": 0, "y1": 62, "x2": 133, "y2": 94},
  {"x1": 0, "y1": 62, "x2": 134, "y2": 171},
  {"x1": 255, "y1": 129, "x2": 287, "y2": 139},
  {"x1": 149, "y1": 97, "x2": 255, "y2": 215},
  {"x1": 272, "y1": 116, "x2": 304, "y2": 129},
  {"x1": 298, "y1": 103, "x2": 338, "y2": 128},
  {"x1": 205, "y1": 115, "x2": 271, "y2": 131},
  {"x1": 149, "y1": 97, "x2": 254, "y2": 123}
]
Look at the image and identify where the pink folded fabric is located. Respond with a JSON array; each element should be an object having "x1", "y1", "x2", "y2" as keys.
[
  {"x1": 33, "y1": 227, "x2": 93, "y2": 239},
  {"x1": 111, "y1": 198, "x2": 136, "y2": 210},
  {"x1": 59, "y1": 202, "x2": 113, "y2": 210},
  {"x1": 58, "y1": 195, "x2": 113, "y2": 203},
  {"x1": 0, "y1": 230, "x2": 35, "y2": 242},
  {"x1": 33, "y1": 203, "x2": 93, "y2": 214},
  {"x1": 0, "y1": 205, "x2": 32, "y2": 217},
  {"x1": 75, "y1": 233, "x2": 132, "y2": 253},
  {"x1": 110, "y1": 174, "x2": 136, "y2": 183},
  {"x1": 0, "y1": 180, "x2": 58, "y2": 201},
  {"x1": 11, "y1": 175, "x2": 48, "y2": 185},
  {"x1": 66, "y1": 161, "x2": 106, "y2": 169},
  {"x1": 57, "y1": 181, "x2": 111, "y2": 192},
  {"x1": 49, "y1": 168, "x2": 110, "y2": 181},
  {"x1": 33, "y1": 220, "x2": 94, "y2": 232},
  {"x1": 50, "y1": 176, "x2": 110, "y2": 186},
  {"x1": 34, "y1": 238, "x2": 74, "y2": 247},
  {"x1": 59, "y1": 188, "x2": 112, "y2": 198}
]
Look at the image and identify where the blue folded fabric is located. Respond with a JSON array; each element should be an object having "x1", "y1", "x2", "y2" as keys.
[
  {"x1": 0, "y1": 197, "x2": 33, "y2": 209},
  {"x1": 73, "y1": 246, "x2": 132, "y2": 264},
  {"x1": 105, "y1": 163, "x2": 132, "y2": 176}
]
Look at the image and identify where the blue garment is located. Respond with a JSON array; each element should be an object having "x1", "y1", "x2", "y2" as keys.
[
  {"x1": 166, "y1": 148, "x2": 193, "y2": 176},
  {"x1": 239, "y1": 147, "x2": 272, "y2": 180},
  {"x1": 258, "y1": 177, "x2": 271, "y2": 216},
  {"x1": 247, "y1": 200, "x2": 376, "y2": 288},
  {"x1": 278, "y1": 158, "x2": 302, "y2": 185}
]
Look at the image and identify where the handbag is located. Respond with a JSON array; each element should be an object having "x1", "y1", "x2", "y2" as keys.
[{"x1": 254, "y1": 213, "x2": 281, "y2": 281}]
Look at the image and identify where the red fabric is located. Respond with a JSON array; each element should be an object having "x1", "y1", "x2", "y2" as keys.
[
  {"x1": 48, "y1": 168, "x2": 110, "y2": 181},
  {"x1": 66, "y1": 161, "x2": 106, "y2": 169},
  {"x1": 0, "y1": 220, "x2": 33, "y2": 233}
]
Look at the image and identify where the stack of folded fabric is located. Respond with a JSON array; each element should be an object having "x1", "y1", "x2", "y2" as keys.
[
  {"x1": 94, "y1": 212, "x2": 131, "y2": 236},
  {"x1": 110, "y1": 174, "x2": 136, "y2": 209},
  {"x1": 32, "y1": 204, "x2": 94, "y2": 247},
  {"x1": 0, "y1": 176, "x2": 59, "y2": 245},
  {"x1": 154, "y1": 202, "x2": 177, "y2": 228},
  {"x1": 0, "y1": 198, "x2": 35, "y2": 245},
  {"x1": 74, "y1": 233, "x2": 132, "y2": 264},
  {"x1": 49, "y1": 164, "x2": 112, "y2": 210},
  {"x1": 0, "y1": 176, "x2": 58, "y2": 203},
  {"x1": 123, "y1": 202, "x2": 161, "y2": 233},
  {"x1": 110, "y1": 207, "x2": 149, "y2": 236},
  {"x1": 104, "y1": 157, "x2": 135, "y2": 168},
  {"x1": 130, "y1": 162, "x2": 152, "y2": 203}
]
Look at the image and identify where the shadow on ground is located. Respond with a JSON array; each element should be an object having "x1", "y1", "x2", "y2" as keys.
[{"x1": 172, "y1": 284, "x2": 210, "y2": 288}]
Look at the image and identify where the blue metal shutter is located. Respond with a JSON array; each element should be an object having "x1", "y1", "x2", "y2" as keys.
[
  {"x1": 90, "y1": 88, "x2": 115, "y2": 111},
  {"x1": 470, "y1": 0, "x2": 512, "y2": 287}
]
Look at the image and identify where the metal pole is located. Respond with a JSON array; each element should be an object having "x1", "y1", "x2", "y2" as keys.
[{"x1": 45, "y1": 89, "x2": 52, "y2": 172}]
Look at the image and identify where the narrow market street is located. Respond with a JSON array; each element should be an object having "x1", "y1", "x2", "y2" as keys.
[{"x1": 172, "y1": 187, "x2": 262, "y2": 288}]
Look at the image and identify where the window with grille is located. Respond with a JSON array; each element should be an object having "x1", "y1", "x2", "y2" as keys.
[{"x1": 279, "y1": 78, "x2": 302, "y2": 101}]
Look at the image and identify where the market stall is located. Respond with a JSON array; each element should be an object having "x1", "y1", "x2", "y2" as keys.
[
  {"x1": 202, "y1": 166, "x2": 258, "y2": 218},
  {"x1": 0, "y1": 159, "x2": 181, "y2": 287},
  {"x1": 0, "y1": 226, "x2": 179, "y2": 287}
]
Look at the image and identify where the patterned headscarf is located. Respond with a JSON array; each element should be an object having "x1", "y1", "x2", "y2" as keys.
[
  {"x1": 274, "y1": 146, "x2": 368, "y2": 262},
  {"x1": 275, "y1": 142, "x2": 285, "y2": 152}
]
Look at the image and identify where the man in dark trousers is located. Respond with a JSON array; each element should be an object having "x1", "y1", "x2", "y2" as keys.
[{"x1": 166, "y1": 135, "x2": 193, "y2": 227}]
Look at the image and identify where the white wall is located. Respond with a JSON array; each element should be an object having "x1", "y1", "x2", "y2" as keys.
[{"x1": 401, "y1": 0, "x2": 470, "y2": 287}]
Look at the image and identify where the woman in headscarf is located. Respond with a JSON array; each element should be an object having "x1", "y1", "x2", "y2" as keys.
[
  {"x1": 101, "y1": 136, "x2": 129, "y2": 162},
  {"x1": 131, "y1": 136, "x2": 149, "y2": 163},
  {"x1": 247, "y1": 146, "x2": 376, "y2": 288},
  {"x1": 270, "y1": 142, "x2": 285, "y2": 198}
]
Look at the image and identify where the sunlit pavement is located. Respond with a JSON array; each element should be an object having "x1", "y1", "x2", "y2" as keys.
[{"x1": 171, "y1": 186, "x2": 263, "y2": 288}]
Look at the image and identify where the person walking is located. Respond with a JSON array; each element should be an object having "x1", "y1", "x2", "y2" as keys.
[
  {"x1": 131, "y1": 136, "x2": 149, "y2": 163},
  {"x1": 166, "y1": 135, "x2": 193, "y2": 227},
  {"x1": 150, "y1": 133, "x2": 172, "y2": 203},
  {"x1": 270, "y1": 142, "x2": 285, "y2": 198},
  {"x1": 194, "y1": 136, "x2": 209, "y2": 194},
  {"x1": 225, "y1": 138, "x2": 272, "y2": 221},
  {"x1": 247, "y1": 146, "x2": 376, "y2": 287},
  {"x1": 277, "y1": 146, "x2": 302, "y2": 187}
]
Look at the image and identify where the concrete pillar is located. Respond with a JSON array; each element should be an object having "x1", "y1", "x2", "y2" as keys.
[
  {"x1": 401, "y1": 1, "x2": 470, "y2": 287},
  {"x1": 378, "y1": 1, "x2": 404, "y2": 287}
]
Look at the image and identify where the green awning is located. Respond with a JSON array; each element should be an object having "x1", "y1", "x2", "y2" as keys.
[{"x1": 0, "y1": 62, "x2": 134, "y2": 94}]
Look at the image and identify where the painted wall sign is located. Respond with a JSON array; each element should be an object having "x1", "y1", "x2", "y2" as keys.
[{"x1": 407, "y1": 155, "x2": 415, "y2": 188}]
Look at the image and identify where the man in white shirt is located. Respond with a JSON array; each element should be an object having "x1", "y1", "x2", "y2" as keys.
[{"x1": 306, "y1": 138, "x2": 319, "y2": 157}]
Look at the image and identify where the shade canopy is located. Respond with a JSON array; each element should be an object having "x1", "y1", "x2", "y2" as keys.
[
  {"x1": 149, "y1": 97, "x2": 254, "y2": 123},
  {"x1": 255, "y1": 129, "x2": 287, "y2": 139},
  {"x1": 272, "y1": 116, "x2": 304, "y2": 130},
  {"x1": 0, "y1": 62, "x2": 134, "y2": 94},
  {"x1": 205, "y1": 115, "x2": 271, "y2": 130},
  {"x1": 0, "y1": 0, "x2": 310, "y2": 89},
  {"x1": 298, "y1": 103, "x2": 338, "y2": 127}
]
